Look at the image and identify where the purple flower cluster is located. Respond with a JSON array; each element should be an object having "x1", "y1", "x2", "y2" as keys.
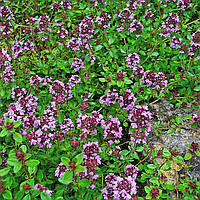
[
  {"x1": 90, "y1": 0, "x2": 106, "y2": 7},
  {"x1": 38, "y1": 102, "x2": 57, "y2": 131},
  {"x1": 116, "y1": 8, "x2": 143, "y2": 36},
  {"x1": 60, "y1": 118, "x2": 74, "y2": 134},
  {"x1": 132, "y1": 65, "x2": 144, "y2": 78},
  {"x1": 142, "y1": 70, "x2": 168, "y2": 93},
  {"x1": 37, "y1": 15, "x2": 51, "y2": 34},
  {"x1": 129, "y1": 19, "x2": 144, "y2": 37},
  {"x1": 4, "y1": 93, "x2": 38, "y2": 121},
  {"x1": 0, "y1": 6, "x2": 14, "y2": 37},
  {"x1": 68, "y1": 75, "x2": 81, "y2": 87},
  {"x1": 86, "y1": 53, "x2": 96, "y2": 63},
  {"x1": 34, "y1": 184, "x2": 53, "y2": 196},
  {"x1": 0, "y1": 150, "x2": 7, "y2": 168},
  {"x1": 126, "y1": 53, "x2": 140, "y2": 69},
  {"x1": 101, "y1": 115, "x2": 122, "y2": 144},
  {"x1": 77, "y1": 16, "x2": 94, "y2": 39},
  {"x1": 57, "y1": 26, "x2": 68, "y2": 39},
  {"x1": 95, "y1": 12, "x2": 111, "y2": 29},
  {"x1": 190, "y1": 30, "x2": 200, "y2": 57},
  {"x1": 0, "y1": 6, "x2": 13, "y2": 20},
  {"x1": 66, "y1": 37, "x2": 91, "y2": 52},
  {"x1": 102, "y1": 165, "x2": 138, "y2": 200},
  {"x1": 170, "y1": 36, "x2": 182, "y2": 49},
  {"x1": 82, "y1": 141, "x2": 101, "y2": 188},
  {"x1": 191, "y1": 114, "x2": 200, "y2": 125},
  {"x1": 11, "y1": 86, "x2": 26, "y2": 99},
  {"x1": 71, "y1": 58, "x2": 84, "y2": 71},
  {"x1": 81, "y1": 92, "x2": 92, "y2": 101},
  {"x1": 144, "y1": 8, "x2": 155, "y2": 20},
  {"x1": 160, "y1": 13, "x2": 180, "y2": 37},
  {"x1": 177, "y1": 0, "x2": 191, "y2": 10},
  {"x1": 100, "y1": 89, "x2": 119, "y2": 106},
  {"x1": 120, "y1": 89, "x2": 137, "y2": 111},
  {"x1": 1, "y1": 61, "x2": 15, "y2": 84},
  {"x1": 51, "y1": 1, "x2": 72, "y2": 11},
  {"x1": 55, "y1": 162, "x2": 68, "y2": 178},
  {"x1": 109, "y1": 146, "x2": 123, "y2": 160},
  {"x1": 77, "y1": 111, "x2": 103, "y2": 136},
  {"x1": 128, "y1": 105, "x2": 152, "y2": 144},
  {"x1": 49, "y1": 79, "x2": 72, "y2": 99}
]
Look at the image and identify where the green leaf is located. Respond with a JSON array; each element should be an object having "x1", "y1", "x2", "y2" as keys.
[
  {"x1": 14, "y1": 191, "x2": 24, "y2": 200},
  {"x1": 26, "y1": 159, "x2": 40, "y2": 167},
  {"x1": 164, "y1": 161, "x2": 171, "y2": 170},
  {"x1": 55, "y1": 197, "x2": 64, "y2": 200},
  {"x1": 152, "y1": 52, "x2": 159, "y2": 57},
  {"x1": 20, "y1": 145, "x2": 27, "y2": 153},
  {"x1": 149, "y1": 177, "x2": 159, "y2": 185},
  {"x1": 136, "y1": 146, "x2": 144, "y2": 152},
  {"x1": 73, "y1": 153, "x2": 83, "y2": 165},
  {"x1": 37, "y1": 170, "x2": 44, "y2": 182},
  {"x1": 166, "y1": 181, "x2": 175, "y2": 190},
  {"x1": 163, "y1": 148, "x2": 171, "y2": 157},
  {"x1": 144, "y1": 186, "x2": 150, "y2": 193},
  {"x1": 14, "y1": 162, "x2": 22, "y2": 173},
  {"x1": 2, "y1": 190, "x2": 12, "y2": 199},
  {"x1": 22, "y1": 194, "x2": 31, "y2": 200},
  {"x1": 78, "y1": 179, "x2": 90, "y2": 187},
  {"x1": 108, "y1": 37, "x2": 115, "y2": 45},
  {"x1": 94, "y1": 45, "x2": 103, "y2": 51},
  {"x1": 99, "y1": 78, "x2": 106, "y2": 82},
  {"x1": 132, "y1": 152, "x2": 139, "y2": 159},
  {"x1": 61, "y1": 157, "x2": 70, "y2": 166},
  {"x1": 58, "y1": 171, "x2": 73, "y2": 185},
  {"x1": 13, "y1": 121, "x2": 22, "y2": 128},
  {"x1": 121, "y1": 150, "x2": 129, "y2": 156},
  {"x1": 175, "y1": 116, "x2": 182, "y2": 124},
  {"x1": 7, "y1": 158, "x2": 19, "y2": 166},
  {"x1": 184, "y1": 153, "x2": 192, "y2": 160},
  {"x1": 75, "y1": 165, "x2": 85, "y2": 173},
  {"x1": 0, "y1": 167, "x2": 10, "y2": 176},
  {"x1": 147, "y1": 164, "x2": 156, "y2": 169},
  {"x1": 40, "y1": 192, "x2": 51, "y2": 200},
  {"x1": 13, "y1": 132, "x2": 22, "y2": 143},
  {"x1": 55, "y1": 198, "x2": 64, "y2": 200},
  {"x1": 184, "y1": 115, "x2": 192, "y2": 120},
  {"x1": 124, "y1": 78, "x2": 133, "y2": 84},
  {"x1": 195, "y1": 151, "x2": 200, "y2": 157},
  {"x1": 193, "y1": 86, "x2": 200, "y2": 91},
  {"x1": 0, "y1": 128, "x2": 8, "y2": 137}
]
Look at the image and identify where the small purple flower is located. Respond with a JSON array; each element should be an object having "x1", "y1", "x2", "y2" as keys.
[
  {"x1": 34, "y1": 184, "x2": 53, "y2": 196},
  {"x1": 120, "y1": 89, "x2": 137, "y2": 111},
  {"x1": 99, "y1": 89, "x2": 119, "y2": 106},
  {"x1": 60, "y1": 118, "x2": 74, "y2": 133},
  {"x1": 126, "y1": 53, "x2": 140, "y2": 69},
  {"x1": 55, "y1": 162, "x2": 68, "y2": 178},
  {"x1": 77, "y1": 16, "x2": 94, "y2": 39},
  {"x1": 142, "y1": 70, "x2": 168, "y2": 93},
  {"x1": 101, "y1": 115, "x2": 123, "y2": 144},
  {"x1": 11, "y1": 41, "x2": 23, "y2": 59},
  {"x1": 71, "y1": 58, "x2": 84, "y2": 72},
  {"x1": 170, "y1": 36, "x2": 181, "y2": 49},
  {"x1": 68, "y1": 75, "x2": 81, "y2": 87},
  {"x1": 191, "y1": 30, "x2": 200, "y2": 48},
  {"x1": 95, "y1": 12, "x2": 111, "y2": 29}
]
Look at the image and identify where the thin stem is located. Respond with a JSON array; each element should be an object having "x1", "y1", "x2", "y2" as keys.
[
  {"x1": 75, "y1": 181, "x2": 84, "y2": 200},
  {"x1": 135, "y1": 150, "x2": 152, "y2": 167}
]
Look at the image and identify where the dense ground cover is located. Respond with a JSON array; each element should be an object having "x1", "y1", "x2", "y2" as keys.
[{"x1": 0, "y1": 0, "x2": 200, "y2": 199}]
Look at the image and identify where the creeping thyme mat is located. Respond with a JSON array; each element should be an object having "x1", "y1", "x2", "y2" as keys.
[{"x1": 0, "y1": 0, "x2": 200, "y2": 200}]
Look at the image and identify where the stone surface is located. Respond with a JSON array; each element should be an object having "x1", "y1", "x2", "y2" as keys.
[{"x1": 148, "y1": 98, "x2": 199, "y2": 180}]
